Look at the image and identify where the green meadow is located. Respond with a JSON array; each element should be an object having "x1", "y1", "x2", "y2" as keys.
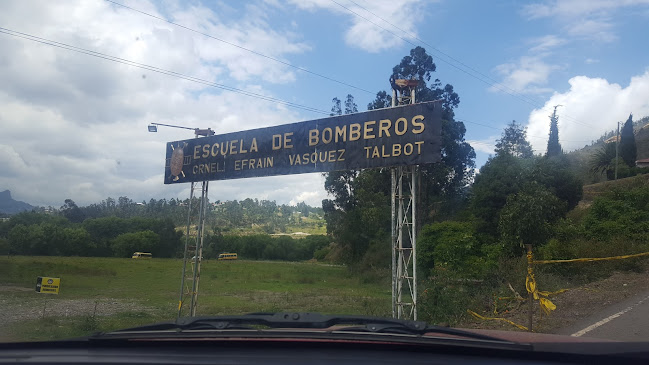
[{"x1": 0, "y1": 256, "x2": 390, "y2": 341}]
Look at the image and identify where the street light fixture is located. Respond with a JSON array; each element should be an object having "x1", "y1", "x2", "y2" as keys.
[{"x1": 147, "y1": 122, "x2": 215, "y2": 137}]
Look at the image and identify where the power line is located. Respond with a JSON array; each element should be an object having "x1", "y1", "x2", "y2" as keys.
[
  {"x1": 0, "y1": 27, "x2": 331, "y2": 116},
  {"x1": 458, "y1": 118, "x2": 594, "y2": 143},
  {"x1": 335, "y1": 0, "x2": 595, "y2": 129},
  {"x1": 104, "y1": 0, "x2": 375, "y2": 95}
]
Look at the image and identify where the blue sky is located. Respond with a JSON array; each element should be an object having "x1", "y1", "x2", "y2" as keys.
[{"x1": 1, "y1": 0, "x2": 649, "y2": 207}]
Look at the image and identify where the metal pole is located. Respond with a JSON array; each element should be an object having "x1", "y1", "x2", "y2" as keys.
[
  {"x1": 190, "y1": 181, "x2": 208, "y2": 316},
  {"x1": 391, "y1": 169, "x2": 397, "y2": 318},
  {"x1": 411, "y1": 165, "x2": 417, "y2": 320},
  {"x1": 397, "y1": 168, "x2": 404, "y2": 319},
  {"x1": 177, "y1": 182, "x2": 195, "y2": 318},
  {"x1": 615, "y1": 122, "x2": 620, "y2": 180},
  {"x1": 526, "y1": 244, "x2": 533, "y2": 331}
]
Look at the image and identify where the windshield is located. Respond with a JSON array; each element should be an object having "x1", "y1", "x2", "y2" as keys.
[{"x1": 1, "y1": 0, "x2": 649, "y2": 346}]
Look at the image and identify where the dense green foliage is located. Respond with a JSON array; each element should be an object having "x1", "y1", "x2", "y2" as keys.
[
  {"x1": 546, "y1": 109, "x2": 562, "y2": 157},
  {"x1": 323, "y1": 46, "x2": 475, "y2": 269},
  {"x1": 495, "y1": 120, "x2": 533, "y2": 158},
  {"x1": 620, "y1": 114, "x2": 637, "y2": 167},
  {"x1": 1, "y1": 212, "x2": 181, "y2": 258},
  {"x1": 205, "y1": 233, "x2": 331, "y2": 261}
]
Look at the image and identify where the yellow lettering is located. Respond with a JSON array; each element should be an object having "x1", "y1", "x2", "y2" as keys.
[
  {"x1": 193, "y1": 165, "x2": 198, "y2": 174},
  {"x1": 412, "y1": 115, "x2": 425, "y2": 134},
  {"x1": 199, "y1": 164, "x2": 205, "y2": 174},
  {"x1": 202, "y1": 144, "x2": 210, "y2": 158},
  {"x1": 249, "y1": 159, "x2": 255, "y2": 169},
  {"x1": 338, "y1": 149, "x2": 345, "y2": 161},
  {"x1": 250, "y1": 138, "x2": 258, "y2": 153},
  {"x1": 335, "y1": 126, "x2": 346, "y2": 142},
  {"x1": 395, "y1": 117, "x2": 407, "y2": 136},
  {"x1": 284, "y1": 132, "x2": 293, "y2": 149},
  {"x1": 382, "y1": 145, "x2": 389, "y2": 157},
  {"x1": 211, "y1": 143, "x2": 219, "y2": 157},
  {"x1": 415, "y1": 141, "x2": 424, "y2": 154},
  {"x1": 329, "y1": 150, "x2": 336, "y2": 162},
  {"x1": 310, "y1": 152, "x2": 317, "y2": 164},
  {"x1": 349, "y1": 123, "x2": 361, "y2": 141},
  {"x1": 365, "y1": 146, "x2": 372, "y2": 158},
  {"x1": 392, "y1": 143, "x2": 402, "y2": 157},
  {"x1": 309, "y1": 129, "x2": 319, "y2": 146},
  {"x1": 230, "y1": 140, "x2": 238, "y2": 155},
  {"x1": 221, "y1": 142, "x2": 228, "y2": 156},
  {"x1": 193, "y1": 145, "x2": 201, "y2": 159},
  {"x1": 234, "y1": 160, "x2": 241, "y2": 170},
  {"x1": 322, "y1": 128, "x2": 333, "y2": 144},
  {"x1": 379, "y1": 119, "x2": 391, "y2": 137},
  {"x1": 266, "y1": 157, "x2": 273, "y2": 167},
  {"x1": 364, "y1": 121, "x2": 376, "y2": 139},
  {"x1": 272, "y1": 134, "x2": 282, "y2": 150},
  {"x1": 404, "y1": 143, "x2": 413, "y2": 155},
  {"x1": 372, "y1": 146, "x2": 380, "y2": 158},
  {"x1": 241, "y1": 159, "x2": 248, "y2": 168},
  {"x1": 239, "y1": 139, "x2": 247, "y2": 153}
]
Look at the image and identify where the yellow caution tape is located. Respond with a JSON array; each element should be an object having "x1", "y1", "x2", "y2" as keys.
[
  {"x1": 533, "y1": 251, "x2": 649, "y2": 264},
  {"x1": 467, "y1": 310, "x2": 529, "y2": 331},
  {"x1": 525, "y1": 270, "x2": 567, "y2": 316}
]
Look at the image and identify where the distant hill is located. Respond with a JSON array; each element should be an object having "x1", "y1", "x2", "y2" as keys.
[
  {"x1": 566, "y1": 115, "x2": 649, "y2": 184},
  {"x1": 0, "y1": 190, "x2": 34, "y2": 214}
]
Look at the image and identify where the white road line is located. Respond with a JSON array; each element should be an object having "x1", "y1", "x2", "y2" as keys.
[{"x1": 571, "y1": 294, "x2": 649, "y2": 337}]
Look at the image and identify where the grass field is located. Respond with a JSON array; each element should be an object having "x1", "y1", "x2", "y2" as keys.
[{"x1": 0, "y1": 256, "x2": 390, "y2": 342}]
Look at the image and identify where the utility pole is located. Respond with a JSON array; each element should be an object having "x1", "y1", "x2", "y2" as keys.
[
  {"x1": 615, "y1": 122, "x2": 620, "y2": 180},
  {"x1": 148, "y1": 122, "x2": 214, "y2": 318}
]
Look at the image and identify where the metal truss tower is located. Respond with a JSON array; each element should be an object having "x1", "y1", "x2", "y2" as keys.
[
  {"x1": 177, "y1": 180, "x2": 209, "y2": 317},
  {"x1": 391, "y1": 80, "x2": 418, "y2": 320},
  {"x1": 173, "y1": 127, "x2": 214, "y2": 318}
]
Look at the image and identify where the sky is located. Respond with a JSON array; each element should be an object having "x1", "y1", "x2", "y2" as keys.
[{"x1": 1, "y1": 0, "x2": 649, "y2": 208}]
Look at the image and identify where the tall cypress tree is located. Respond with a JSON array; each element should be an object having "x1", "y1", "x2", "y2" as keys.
[
  {"x1": 620, "y1": 113, "x2": 637, "y2": 167},
  {"x1": 546, "y1": 106, "x2": 562, "y2": 157}
]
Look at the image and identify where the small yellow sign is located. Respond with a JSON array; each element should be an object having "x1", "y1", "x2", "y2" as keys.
[{"x1": 36, "y1": 276, "x2": 60, "y2": 294}]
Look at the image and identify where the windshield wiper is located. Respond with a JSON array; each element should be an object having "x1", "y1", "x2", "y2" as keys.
[{"x1": 93, "y1": 312, "x2": 513, "y2": 343}]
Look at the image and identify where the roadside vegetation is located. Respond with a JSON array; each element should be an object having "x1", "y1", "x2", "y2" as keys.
[{"x1": 0, "y1": 256, "x2": 388, "y2": 341}]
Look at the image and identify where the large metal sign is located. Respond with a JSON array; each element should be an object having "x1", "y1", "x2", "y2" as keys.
[{"x1": 164, "y1": 101, "x2": 442, "y2": 184}]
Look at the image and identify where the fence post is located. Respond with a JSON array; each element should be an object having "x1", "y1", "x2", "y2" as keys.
[{"x1": 526, "y1": 244, "x2": 533, "y2": 332}]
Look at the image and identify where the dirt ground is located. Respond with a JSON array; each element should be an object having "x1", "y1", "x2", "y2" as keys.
[
  {"x1": 459, "y1": 269, "x2": 649, "y2": 334},
  {"x1": 0, "y1": 286, "x2": 156, "y2": 340}
]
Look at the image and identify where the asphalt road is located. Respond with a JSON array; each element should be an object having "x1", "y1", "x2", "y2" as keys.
[{"x1": 557, "y1": 289, "x2": 649, "y2": 341}]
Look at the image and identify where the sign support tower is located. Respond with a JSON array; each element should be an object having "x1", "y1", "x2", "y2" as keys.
[
  {"x1": 391, "y1": 80, "x2": 418, "y2": 320},
  {"x1": 174, "y1": 128, "x2": 214, "y2": 318}
]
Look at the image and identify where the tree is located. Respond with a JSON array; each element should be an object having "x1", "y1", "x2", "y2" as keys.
[
  {"x1": 620, "y1": 113, "x2": 637, "y2": 167},
  {"x1": 367, "y1": 90, "x2": 391, "y2": 110},
  {"x1": 589, "y1": 142, "x2": 617, "y2": 179},
  {"x1": 471, "y1": 153, "x2": 527, "y2": 237},
  {"x1": 546, "y1": 107, "x2": 562, "y2": 157},
  {"x1": 324, "y1": 46, "x2": 474, "y2": 267},
  {"x1": 495, "y1": 120, "x2": 534, "y2": 158},
  {"x1": 60, "y1": 199, "x2": 85, "y2": 223},
  {"x1": 499, "y1": 183, "x2": 565, "y2": 256},
  {"x1": 330, "y1": 97, "x2": 342, "y2": 116},
  {"x1": 344, "y1": 94, "x2": 358, "y2": 115},
  {"x1": 110, "y1": 230, "x2": 159, "y2": 258}
]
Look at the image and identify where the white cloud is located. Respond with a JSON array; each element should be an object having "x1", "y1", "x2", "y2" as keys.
[
  {"x1": 522, "y1": 0, "x2": 649, "y2": 42},
  {"x1": 526, "y1": 70, "x2": 649, "y2": 152},
  {"x1": 466, "y1": 139, "x2": 496, "y2": 154},
  {"x1": 529, "y1": 35, "x2": 567, "y2": 53},
  {"x1": 0, "y1": 0, "x2": 326, "y2": 208},
  {"x1": 522, "y1": 0, "x2": 649, "y2": 19},
  {"x1": 492, "y1": 56, "x2": 560, "y2": 94},
  {"x1": 585, "y1": 58, "x2": 600, "y2": 64},
  {"x1": 286, "y1": 0, "x2": 427, "y2": 52}
]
